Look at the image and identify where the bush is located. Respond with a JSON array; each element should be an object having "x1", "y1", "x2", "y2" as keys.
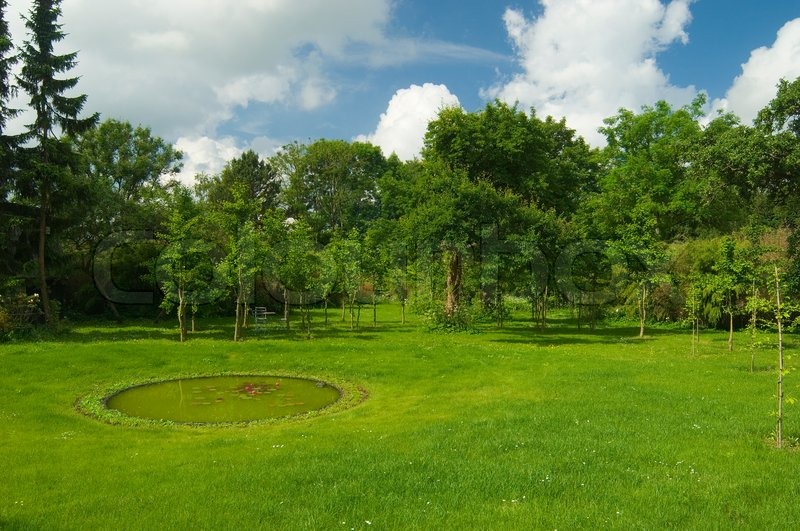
[
  {"x1": 411, "y1": 294, "x2": 480, "y2": 332},
  {"x1": 0, "y1": 292, "x2": 42, "y2": 341}
]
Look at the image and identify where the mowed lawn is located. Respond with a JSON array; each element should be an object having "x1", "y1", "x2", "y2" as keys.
[{"x1": 1, "y1": 306, "x2": 799, "y2": 529}]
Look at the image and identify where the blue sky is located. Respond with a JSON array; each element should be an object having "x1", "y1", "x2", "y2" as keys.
[{"x1": 5, "y1": 0, "x2": 800, "y2": 181}]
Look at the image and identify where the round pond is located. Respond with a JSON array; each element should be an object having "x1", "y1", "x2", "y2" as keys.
[{"x1": 105, "y1": 375, "x2": 341, "y2": 424}]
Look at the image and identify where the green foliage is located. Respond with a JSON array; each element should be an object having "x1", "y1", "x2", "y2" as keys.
[
  {"x1": 280, "y1": 139, "x2": 386, "y2": 241},
  {"x1": 423, "y1": 100, "x2": 598, "y2": 213},
  {"x1": 196, "y1": 149, "x2": 278, "y2": 226},
  {"x1": 157, "y1": 185, "x2": 220, "y2": 341}
]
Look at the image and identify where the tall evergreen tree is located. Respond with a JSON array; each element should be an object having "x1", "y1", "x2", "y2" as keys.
[
  {"x1": 16, "y1": 0, "x2": 98, "y2": 323},
  {"x1": 0, "y1": 0, "x2": 20, "y2": 283},
  {"x1": 0, "y1": 0, "x2": 16, "y2": 139}
]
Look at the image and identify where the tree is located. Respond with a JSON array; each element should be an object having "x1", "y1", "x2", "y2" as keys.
[
  {"x1": 609, "y1": 211, "x2": 669, "y2": 338},
  {"x1": 200, "y1": 151, "x2": 283, "y2": 340},
  {"x1": 76, "y1": 119, "x2": 182, "y2": 224},
  {"x1": 707, "y1": 237, "x2": 750, "y2": 352},
  {"x1": 272, "y1": 220, "x2": 319, "y2": 336},
  {"x1": 60, "y1": 120, "x2": 181, "y2": 318},
  {"x1": 755, "y1": 78, "x2": 800, "y2": 292},
  {"x1": 16, "y1": 0, "x2": 98, "y2": 324},
  {"x1": 196, "y1": 149, "x2": 278, "y2": 227},
  {"x1": 281, "y1": 139, "x2": 386, "y2": 242},
  {"x1": 0, "y1": 0, "x2": 20, "y2": 285},
  {"x1": 157, "y1": 185, "x2": 217, "y2": 342},
  {"x1": 321, "y1": 230, "x2": 362, "y2": 330},
  {"x1": 218, "y1": 221, "x2": 263, "y2": 342},
  {"x1": 422, "y1": 100, "x2": 597, "y2": 213},
  {"x1": 0, "y1": 0, "x2": 16, "y2": 170},
  {"x1": 401, "y1": 161, "x2": 515, "y2": 321},
  {"x1": 591, "y1": 98, "x2": 710, "y2": 241}
]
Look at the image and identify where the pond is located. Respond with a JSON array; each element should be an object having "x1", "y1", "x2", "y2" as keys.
[{"x1": 105, "y1": 375, "x2": 341, "y2": 424}]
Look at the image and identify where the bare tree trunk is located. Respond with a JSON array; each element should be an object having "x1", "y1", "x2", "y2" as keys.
[
  {"x1": 178, "y1": 287, "x2": 186, "y2": 343},
  {"x1": 234, "y1": 292, "x2": 242, "y2": 341},
  {"x1": 38, "y1": 187, "x2": 53, "y2": 325},
  {"x1": 401, "y1": 299, "x2": 406, "y2": 325},
  {"x1": 284, "y1": 287, "x2": 290, "y2": 331},
  {"x1": 639, "y1": 283, "x2": 647, "y2": 338},
  {"x1": 775, "y1": 266, "x2": 784, "y2": 449},
  {"x1": 108, "y1": 301, "x2": 123, "y2": 323},
  {"x1": 444, "y1": 249, "x2": 462, "y2": 318},
  {"x1": 728, "y1": 309, "x2": 734, "y2": 352},
  {"x1": 541, "y1": 284, "x2": 548, "y2": 328},
  {"x1": 750, "y1": 281, "x2": 757, "y2": 373}
]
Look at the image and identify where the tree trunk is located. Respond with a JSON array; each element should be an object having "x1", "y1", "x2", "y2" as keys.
[
  {"x1": 38, "y1": 185, "x2": 53, "y2": 325},
  {"x1": 108, "y1": 301, "x2": 123, "y2": 323},
  {"x1": 639, "y1": 282, "x2": 647, "y2": 338},
  {"x1": 401, "y1": 299, "x2": 406, "y2": 325},
  {"x1": 728, "y1": 309, "x2": 734, "y2": 352},
  {"x1": 750, "y1": 281, "x2": 757, "y2": 373},
  {"x1": 444, "y1": 249, "x2": 462, "y2": 318},
  {"x1": 234, "y1": 292, "x2": 242, "y2": 341},
  {"x1": 178, "y1": 287, "x2": 186, "y2": 343},
  {"x1": 775, "y1": 266, "x2": 784, "y2": 449},
  {"x1": 373, "y1": 294, "x2": 377, "y2": 327},
  {"x1": 283, "y1": 287, "x2": 290, "y2": 331},
  {"x1": 324, "y1": 298, "x2": 328, "y2": 324},
  {"x1": 541, "y1": 285, "x2": 548, "y2": 328}
]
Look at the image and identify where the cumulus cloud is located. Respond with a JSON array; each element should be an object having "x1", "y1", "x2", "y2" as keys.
[
  {"x1": 713, "y1": 18, "x2": 800, "y2": 124},
  {"x1": 483, "y1": 0, "x2": 698, "y2": 145},
  {"x1": 173, "y1": 136, "x2": 243, "y2": 185},
  {"x1": 357, "y1": 83, "x2": 461, "y2": 160},
  {"x1": 171, "y1": 135, "x2": 285, "y2": 186},
  {"x1": 59, "y1": 0, "x2": 390, "y2": 135},
  {"x1": 4, "y1": 0, "x2": 394, "y2": 176},
  {"x1": 5, "y1": 0, "x2": 507, "y2": 178}
]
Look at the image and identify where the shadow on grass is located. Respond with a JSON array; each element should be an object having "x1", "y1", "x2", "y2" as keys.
[
  {"x1": 486, "y1": 317, "x2": 679, "y2": 346},
  {"x1": 42, "y1": 316, "x2": 418, "y2": 344}
]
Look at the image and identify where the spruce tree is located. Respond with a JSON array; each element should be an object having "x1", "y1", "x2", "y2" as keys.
[
  {"x1": 16, "y1": 0, "x2": 98, "y2": 323},
  {"x1": 0, "y1": 0, "x2": 17, "y2": 195}
]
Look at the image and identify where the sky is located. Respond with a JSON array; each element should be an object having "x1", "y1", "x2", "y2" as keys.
[{"x1": 4, "y1": 0, "x2": 800, "y2": 183}]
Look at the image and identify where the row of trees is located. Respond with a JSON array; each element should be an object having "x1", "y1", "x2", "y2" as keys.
[{"x1": 1, "y1": 1, "x2": 799, "y2": 351}]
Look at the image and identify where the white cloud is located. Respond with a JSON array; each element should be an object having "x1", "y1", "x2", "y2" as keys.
[
  {"x1": 6, "y1": 0, "x2": 393, "y2": 140},
  {"x1": 3, "y1": 0, "x2": 506, "y2": 179},
  {"x1": 357, "y1": 83, "x2": 461, "y2": 160},
  {"x1": 713, "y1": 18, "x2": 800, "y2": 124},
  {"x1": 173, "y1": 136, "x2": 243, "y2": 186},
  {"x1": 131, "y1": 30, "x2": 191, "y2": 52},
  {"x1": 483, "y1": 0, "x2": 698, "y2": 145},
  {"x1": 172, "y1": 135, "x2": 285, "y2": 186}
]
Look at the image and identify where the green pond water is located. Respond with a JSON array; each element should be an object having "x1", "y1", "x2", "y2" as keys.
[{"x1": 106, "y1": 375, "x2": 341, "y2": 423}]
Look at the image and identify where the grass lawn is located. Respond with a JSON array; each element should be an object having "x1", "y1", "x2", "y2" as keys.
[{"x1": 1, "y1": 305, "x2": 799, "y2": 529}]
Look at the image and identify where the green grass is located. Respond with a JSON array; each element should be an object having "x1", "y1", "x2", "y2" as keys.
[{"x1": 1, "y1": 306, "x2": 799, "y2": 529}]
